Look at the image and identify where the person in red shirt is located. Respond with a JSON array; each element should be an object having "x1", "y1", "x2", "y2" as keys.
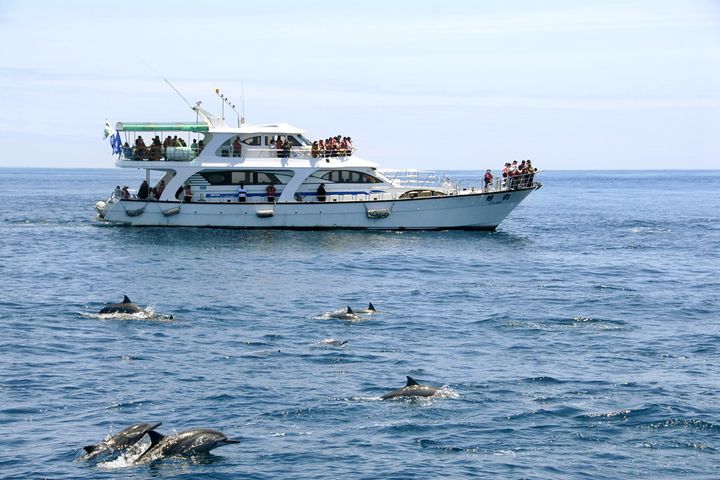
[{"x1": 266, "y1": 184, "x2": 277, "y2": 202}]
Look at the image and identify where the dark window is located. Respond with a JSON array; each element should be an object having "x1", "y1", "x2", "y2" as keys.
[
  {"x1": 320, "y1": 170, "x2": 382, "y2": 183},
  {"x1": 203, "y1": 172, "x2": 231, "y2": 185},
  {"x1": 200, "y1": 170, "x2": 280, "y2": 185}
]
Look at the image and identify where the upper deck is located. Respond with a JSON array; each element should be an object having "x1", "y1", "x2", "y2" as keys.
[{"x1": 113, "y1": 118, "x2": 368, "y2": 170}]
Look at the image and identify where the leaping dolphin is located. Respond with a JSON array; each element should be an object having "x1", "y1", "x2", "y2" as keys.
[
  {"x1": 99, "y1": 295, "x2": 143, "y2": 315},
  {"x1": 135, "y1": 428, "x2": 239, "y2": 463},
  {"x1": 381, "y1": 376, "x2": 441, "y2": 400},
  {"x1": 80, "y1": 422, "x2": 162, "y2": 461}
]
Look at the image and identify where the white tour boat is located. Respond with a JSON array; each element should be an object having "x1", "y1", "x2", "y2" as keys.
[{"x1": 95, "y1": 104, "x2": 540, "y2": 230}]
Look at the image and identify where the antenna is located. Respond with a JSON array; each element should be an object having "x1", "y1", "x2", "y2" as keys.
[
  {"x1": 215, "y1": 88, "x2": 242, "y2": 127},
  {"x1": 241, "y1": 78, "x2": 246, "y2": 125},
  {"x1": 163, "y1": 77, "x2": 192, "y2": 108},
  {"x1": 141, "y1": 60, "x2": 192, "y2": 109}
]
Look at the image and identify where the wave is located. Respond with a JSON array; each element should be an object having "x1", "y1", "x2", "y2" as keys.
[{"x1": 79, "y1": 308, "x2": 174, "y2": 322}]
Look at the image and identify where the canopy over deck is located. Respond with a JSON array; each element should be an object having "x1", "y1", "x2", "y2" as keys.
[{"x1": 116, "y1": 122, "x2": 209, "y2": 132}]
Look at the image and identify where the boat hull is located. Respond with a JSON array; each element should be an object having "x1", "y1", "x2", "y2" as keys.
[{"x1": 98, "y1": 187, "x2": 537, "y2": 230}]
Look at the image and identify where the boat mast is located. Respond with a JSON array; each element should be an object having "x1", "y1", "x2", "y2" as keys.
[{"x1": 216, "y1": 88, "x2": 242, "y2": 128}]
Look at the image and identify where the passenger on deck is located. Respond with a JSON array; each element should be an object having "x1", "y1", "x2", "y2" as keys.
[
  {"x1": 148, "y1": 143, "x2": 162, "y2": 161},
  {"x1": 311, "y1": 141, "x2": 319, "y2": 158},
  {"x1": 114, "y1": 185, "x2": 122, "y2": 198},
  {"x1": 121, "y1": 185, "x2": 131, "y2": 199},
  {"x1": 484, "y1": 169, "x2": 493, "y2": 191},
  {"x1": 163, "y1": 136, "x2": 172, "y2": 148},
  {"x1": 509, "y1": 160, "x2": 519, "y2": 189},
  {"x1": 339, "y1": 137, "x2": 349, "y2": 156},
  {"x1": 184, "y1": 184, "x2": 193, "y2": 202},
  {"x1": 276, "y1": 139, "x2": 286, "y2": 158},
  {"x1": 237, "y1": 183, "x2": 247, "y2": 202},
  {"x1": 198, "y1": 140, "x2": 205, "y2": 153},
  {"x1": 266, "y1": 184, "x2": 277, "y2": 202},
  {"x1": 269, "y1": 138, "x2": 277, "y2": 157},
  {"x1": 524, "y1": 160, "x2": 536, "y2": 187},
  {"x1": 156, "y1": 180, "x2": 166, "y2": 198},
  {"x1": 501, "y1": 162, "x2": 510, "y2": 188},
  {"x1": 232, "y1": 136, "x2": 242, "y2": 157},
  {"x1": 294, "y1": 192, "x2": 303, "y2": 202},
  {"x1": 121, "y1": 142, "x2": 133, "y2": 159},
  {"x1": 135, "y1": 136, "x2": 149, "y2": 159},
  {"x1": 178, "y1": 137, "x2": 187, "y2": 147},
  {"x1": 316, "y1": 183, "x2": 327, "y2": 202},
  {"x1": 282, "y1": 140, "x2": 291, "y2": 158},
  {"x1": 138, "y1": 180, "x2": 149, "y2": 200},
  {"x1": 318, "y1": 140, "x2": 326, "y2": 158}
]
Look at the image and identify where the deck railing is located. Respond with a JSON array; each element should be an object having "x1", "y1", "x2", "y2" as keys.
[{"x1": 120, "y1": 146, "x2": 356, "y2": 162}]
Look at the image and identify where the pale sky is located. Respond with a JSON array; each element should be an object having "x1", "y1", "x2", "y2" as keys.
[{"x1": 0, "y1": 0, "x2": 718, "y2": 170}]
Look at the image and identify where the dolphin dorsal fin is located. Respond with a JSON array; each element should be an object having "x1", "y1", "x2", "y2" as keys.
[
  {"x1": 83, "y1": 444, "x2": 96, "y2": 454},
  {"x1": 122, "y1": 295, "x2": 132, "y2": 304},
  {"x1": 147, "y1": 430, "x2": 165, "y2": 446},
  {"x1": 368, "y1": 303, "x2": 376, "y2": 312},
  {"x1": 346, "y1": 307, "x2": 354, "y2": 314},
  {"x1": 406, "y1": 376, "x2": 420, "y2": 386}
]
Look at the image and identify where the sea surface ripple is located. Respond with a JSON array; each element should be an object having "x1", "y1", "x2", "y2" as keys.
[{"x1": 1, "y1": 169, "x2": 719, "y2": 479}]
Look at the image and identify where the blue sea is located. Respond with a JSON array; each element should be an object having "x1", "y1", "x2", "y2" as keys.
[{"x1": 1, "y1": 168, "x2": 719, "y2": 479}]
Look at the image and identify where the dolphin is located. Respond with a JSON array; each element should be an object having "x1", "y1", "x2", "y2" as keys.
[
  {"x1": 80, "y1": 422, "x2": 162, "y2": 461},
  {"x1": 135, "y1": 428, "x2": 239, "y2": 463},
  {"x1": 329, "y1": 307, "x2": 359, "y2": 320},
  {"x1": 354, "y1": 303, "x2": 377, "y2": 314},
  {"x1": 318, "y1": 338, "x2": 348, "y2": 346},
  {"x1": 381, "y1": 376, "x2": 441, "y2": 400},
  {"x1": 99, "y1": 295, "x2": 143, "y2": 314}
]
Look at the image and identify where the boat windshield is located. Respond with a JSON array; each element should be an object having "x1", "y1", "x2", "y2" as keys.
[{"x1": 296, "y1": 134, "x2": 312, "y2": 146}]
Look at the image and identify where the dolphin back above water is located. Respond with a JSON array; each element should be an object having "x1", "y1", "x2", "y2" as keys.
[
  {"x1": 99, "y1": 295, "x2": 143, "y2": 315},
  {"x1": 381, "y1": 376, "x2": 441, "y2": 400},
  {"x1": 355, "y1": 303, "x2": 377, "y2": 314},
  {"x1": 80, "y1": 422, "x2": 162, "y2": 461},
  {"x1": 329, "y1": 307, "x2": 358, "y2": 320},
  {"x1": 135, "y1": 428, "x2": 239, "y2": 463}
]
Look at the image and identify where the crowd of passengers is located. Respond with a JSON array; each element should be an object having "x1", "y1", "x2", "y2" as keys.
[
  {"x1": 482, "y1": 159, "x2": 537, "y2": 191},
  {"x1": 113, "y1": 179, "x2": 169, "y2": 200},
  {"x1": 311, "y1": 136, "x2": 353, "y2": 158},
  {"x1": 121, "y1": 133, "x2": 354, "y2": 161},
  {"x1": 122, "y1": 135, "x2": 205, "y2": 161}
]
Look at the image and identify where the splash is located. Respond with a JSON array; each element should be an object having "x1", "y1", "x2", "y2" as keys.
[{"x1": 80, "y1": 308, "x2": 174, "y2": 322}]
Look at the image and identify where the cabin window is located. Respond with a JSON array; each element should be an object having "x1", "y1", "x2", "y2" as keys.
[
  {"x1": 200, "y1": 170, "x2": 280, "y2": 185},
  {"x1": 242, "y1": 136, "x2": 261, "y2": 146},
  {"x1": 202, "y1": 172, "x2": 229, "y2": 185},
  {"x1": 319, "y1": 170, "x2": 382, "y2": 184}
]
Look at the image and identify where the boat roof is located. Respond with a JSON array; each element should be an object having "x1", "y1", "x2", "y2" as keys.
[
  {"x1": 116, "y1": 122, "x2": 209, "y2": 133},
  {"x1": 115, "y1": 121, "x2": 305, "y2": 135}
]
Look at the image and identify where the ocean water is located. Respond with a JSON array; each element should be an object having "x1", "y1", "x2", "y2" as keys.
[{"x1": 1, "y1": 168, "x2": 719, "y2": 479}]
